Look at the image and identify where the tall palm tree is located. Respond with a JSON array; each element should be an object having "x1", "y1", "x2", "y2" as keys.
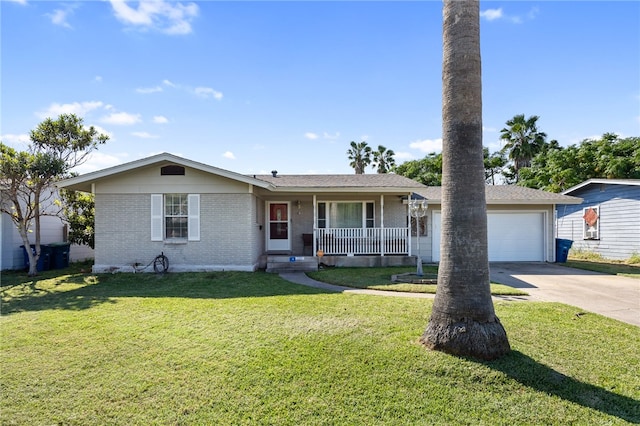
[
  {"x1": 346, "y1": 141, "x2": 372, "y2": 174},
  {"x1": 500, "y1": 114, "x2": 547, "y2": 180},
  {"x1": 372, "y1": 145, "x2": 396, "y2": 173},
  {"x1": 420, "y1": 0, "x2": 510, "y2": 360}
]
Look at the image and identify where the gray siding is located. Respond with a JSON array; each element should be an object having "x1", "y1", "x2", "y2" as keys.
[{"x1": 557, "y1": 184, "x2": 640, "y2": 260}]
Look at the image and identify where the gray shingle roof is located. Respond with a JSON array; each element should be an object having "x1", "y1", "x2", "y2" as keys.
[
  {"x1": 415, "y1": 185, "x2": 582, "y2": 204},
  {"x1": 251, "y1": 173, "x2": 426, "y2": 190}
]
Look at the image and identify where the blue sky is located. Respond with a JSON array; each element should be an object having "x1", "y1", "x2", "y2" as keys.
[{"x1": 2, "y1": 1, "x2": 639, "y2": 175}]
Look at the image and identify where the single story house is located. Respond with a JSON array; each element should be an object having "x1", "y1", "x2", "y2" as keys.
[
  {"x1": 56, "y1": 152, "x2": 581, "y2": 273},
  {"x1": 556, "y1": 179, "x2": 640, "y2": 260}
]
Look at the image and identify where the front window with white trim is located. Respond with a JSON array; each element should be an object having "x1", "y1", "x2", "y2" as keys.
[
  {"x1": 151, "y1": 193, "x2": 200, "y2": 241},
  {"x1": 317, "y1": 201, "x2": 374, "y2": 228}
]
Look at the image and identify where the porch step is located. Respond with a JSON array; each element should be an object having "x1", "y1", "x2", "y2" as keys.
[{"x1": 266, "y1": 255, "x2": 318, "y2": 273}]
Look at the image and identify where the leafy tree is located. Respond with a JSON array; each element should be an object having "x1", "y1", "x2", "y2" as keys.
[
  {"x1": 519, "y1": 134, "x2": 640, "y2": 192},
  {"x1": 420, "y1": 0, "x2": 510, "y2": 360},
  {"x1": 346, "y1": 141, "x2": 372, "y2": 174},
  {"x1": 372, "y1": 145, "x2": 396, "y2": 174},
  {"x1": 393, "y1": 152, "x2": 443, "y2": 186},
  {"x1": 394, "y1": 149, "x2": 506, "y2": 186},
  {"x1": 500, "y1": 114, "x2": 547, "y2": 181},
  {"x1": 60, "y1": 189, "x2": 96, "y2": 249},
  {"x1": 483, "y1": 147, "x2": 507, "y2": 185},
  {"x1": 0, "y1": 114, "x2": 107, "y2": 275}
]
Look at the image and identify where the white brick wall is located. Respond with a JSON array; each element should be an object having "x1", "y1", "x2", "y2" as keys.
[{"x1": 95, "y1": 193, "x2": 258, "y2": 271}]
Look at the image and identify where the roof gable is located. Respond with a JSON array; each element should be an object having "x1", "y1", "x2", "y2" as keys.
[
  {"x1": 562, "y1": 178, "x2": 640, "y2": 195},
  {"x1": 56, "y1": 152, "x2": 273, "y2": 192}
]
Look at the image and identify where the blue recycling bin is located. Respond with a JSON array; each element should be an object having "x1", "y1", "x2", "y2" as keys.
[
  {"x1": 48, "y1": 242, "x2": 71, "y2": 269},
  {"x1": 555, "y1": 239, "x2": 573, "y2": 263},
  {"x1": 21, "y1": 244, "x2": 51, "y2": 272}
]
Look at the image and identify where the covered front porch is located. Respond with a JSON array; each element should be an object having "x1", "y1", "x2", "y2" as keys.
[{"x1": 314, "y1": 227, "x2": 409, "y2": 256}]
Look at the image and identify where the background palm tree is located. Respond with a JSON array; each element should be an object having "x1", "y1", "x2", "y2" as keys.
[
  {"x1": 500, "y1": 114, "x2": 547, "y2": 181},
  {"x1": 420, "y1": 0, "x2": 510, "y2": 360},
  {"x1": 346, "y1": 141, "x2": 372, "y2": 174},
  {"x1": 372, "y1": 145, "x2": 396, "y2": 173}
]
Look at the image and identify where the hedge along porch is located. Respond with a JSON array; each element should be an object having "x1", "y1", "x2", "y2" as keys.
[{"x1": 56, "y1": 153, "x2": 427, "y2": 273}]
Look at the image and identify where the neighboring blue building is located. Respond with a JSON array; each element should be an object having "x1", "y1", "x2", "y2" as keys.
[{"x1": 556, "y1": 179, "x2": 640, "y2": 260}]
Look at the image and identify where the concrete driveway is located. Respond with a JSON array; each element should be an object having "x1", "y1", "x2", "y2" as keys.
[{"x1": 489, "y1": 262, "x2": 640, "y2": 327}]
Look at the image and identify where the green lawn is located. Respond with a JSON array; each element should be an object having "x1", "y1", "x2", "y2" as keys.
[
  {"x1": 564, "y1": 259, "x2": 640, "y2": 279},
  {"x1": 308, "y1": 265, "x2": 529, "y2": 296},
  {"x1": 1, "y1": 264, "x2": 638, "y2": 425}
]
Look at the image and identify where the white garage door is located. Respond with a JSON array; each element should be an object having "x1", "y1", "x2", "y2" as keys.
[{"x1": 432, "y1": 211, "x2": 545, "y2": 262}]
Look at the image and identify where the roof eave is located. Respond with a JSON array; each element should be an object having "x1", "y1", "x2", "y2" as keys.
[
  {"x1": 267, "y1": 187, "x2": 423, "y2": 193},
  {"x1": 55, "y1": 152, "x2": 272, "y2": 191},
  {"x1": 563, "y1": 178, "x2": 640, "y2": 195}
]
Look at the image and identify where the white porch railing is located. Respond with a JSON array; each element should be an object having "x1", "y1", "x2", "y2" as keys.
[{"x1": 315, "y1": 227, "x2": 409, "y2": 256}]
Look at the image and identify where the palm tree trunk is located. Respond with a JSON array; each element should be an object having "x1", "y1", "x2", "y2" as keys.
[{"x1": 420, "y1": 0, "x2": 510, "y2": 360}]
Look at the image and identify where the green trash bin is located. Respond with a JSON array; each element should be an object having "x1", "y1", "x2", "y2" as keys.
[{"x1": 48, "y1": 242, "x2": 71, "y2": 269}]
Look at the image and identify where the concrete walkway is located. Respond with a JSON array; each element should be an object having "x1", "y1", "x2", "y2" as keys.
[
  {"x1": 280, "y1": 263, "x2": 640, "y2": 327},
  {"x1": 278, "y1": 272, "x2": 434, "y2": 299}
]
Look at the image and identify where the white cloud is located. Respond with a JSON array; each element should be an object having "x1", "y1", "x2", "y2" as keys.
[
  {"x1": 480, "y1": 8, "x2": 503, "y2": 21},
  {"x1": 394, "y1": 151, "x2": 415, "y2": 162},
  {"x1": 305, "y1": 131, "x2": 340, "y2": 141},
  {"x1": 194, "y1": 87, "x2": 223, "y2": 100},
  {"x1": 132, "y1": 131, "x2": 158, "y2": 139},
  {"x1": 7, "y1": 0, "x2": 28, "y2": 5},
  {"x1": 136, "y1": 86, "x2": 163, "y2": 94},
  {"x1": 409, "y1": 138, "x2": 442, "y2": 153},
  {"x1": 36, "y1": 101, "x2": 104, "y2": 119},
  {"x1": 153, "y1": 115, "x2": 169, "y2": 124},
  {"x1": 71, "y1": 151, "x2": 128, "y2": 174},
  {"x1": 163, "y1": 79, "x2": 177, "y2": 88},
  {"x1": 223, "y1": 151, "x2": 235, "y2": 160},
  {"x1": 94, "y1": 75, "x2": 103, "y2": 83},
  {"x1": 481, "y1": 6, "x2": 537, "y2": 24},
  {"x1": 100, "y1": 111, "x2": 142, "y2": 125},
  {"x1": 304, "y1": 132, "x2": 319, "y2": 140},
  {"x1": 1, "y1": 133, "x2": 30, "y2": 145},
  {"x1": 109, "y1": 0, "x2": 199, "y2": 35},
  {"x1": 323, "y1": 132, "x2": 340, "y2": 140},
  {"x1": 47, "y1": 5, "x2": 78, "y2": 29}
]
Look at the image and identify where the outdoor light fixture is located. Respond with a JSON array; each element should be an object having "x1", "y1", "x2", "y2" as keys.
[
  {"x1": 296, "y1": 200, "x2": 302, "y2": 215},
  {"x1": 409, "y1": 198, "x2": 428, "y2": 277}
]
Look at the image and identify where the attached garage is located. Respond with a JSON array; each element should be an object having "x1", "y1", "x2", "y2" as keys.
[
  {"x1": 412, "y1": 186, "x2": 582, "y2": 263},
  {"x1": 432, "y1": 211, "x2": 547, "y2": 262}
]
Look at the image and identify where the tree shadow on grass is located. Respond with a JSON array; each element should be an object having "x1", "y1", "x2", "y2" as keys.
[
  {"x1": 485, "y1": 350, "x2": 639, "y2": 423},
  {"x1": 0, "y1": 270, "x2": 332, "y2": 316}
]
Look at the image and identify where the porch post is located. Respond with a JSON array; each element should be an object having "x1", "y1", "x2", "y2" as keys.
[
  {"x1": 408, "y1": 192, "x2": 412, "y2": 256},
  {"x1": 313, "y1": 194, "x2": 317, "y2": 256},
  {"x1": 380, "y1": 194, "x2": 385, "y2": 256}
]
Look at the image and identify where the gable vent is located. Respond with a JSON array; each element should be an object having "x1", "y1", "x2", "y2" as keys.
[{"x1": 161, "y1": 165, "x2": 185, "y2": 176}]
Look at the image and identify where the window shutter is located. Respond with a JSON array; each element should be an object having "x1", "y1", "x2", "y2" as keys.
[
  {"x1": 151, "y1": 194, "x2": 163, "y2": 241},
  {"x1": 188, "y1": 194, "x2": 200, "y2": 241}
]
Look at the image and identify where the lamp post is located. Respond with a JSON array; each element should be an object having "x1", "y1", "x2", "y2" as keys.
[{"x1": 409, "y1": 199, "x2": 428, "y2": 277}]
